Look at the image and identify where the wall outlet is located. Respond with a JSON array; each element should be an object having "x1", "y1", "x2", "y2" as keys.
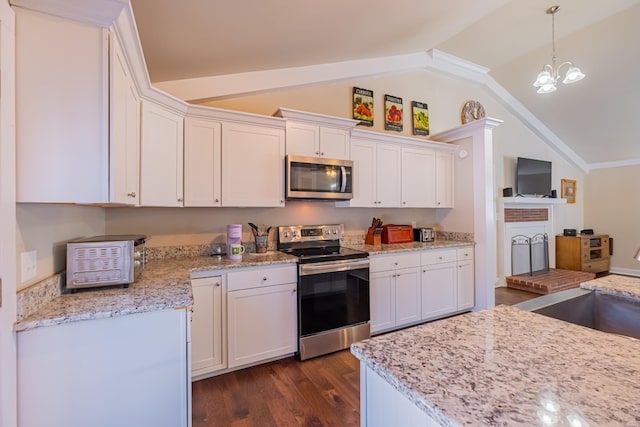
[
  {"x1": 411, "y1": 221, "x2": 417, "y2": 228},
  {"x1": 21, "y1": 250, "x2": 37, "y2": 283}
]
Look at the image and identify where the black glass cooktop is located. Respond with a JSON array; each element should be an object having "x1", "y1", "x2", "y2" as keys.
[{"x1": 281, "y1": 246, "x2": 369, "y2": 264}]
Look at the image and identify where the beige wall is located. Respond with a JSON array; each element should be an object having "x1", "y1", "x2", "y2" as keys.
[
  {"x1": 16, "y1": 204, "x2": 105, "y2": 290},
  {"x1": 584, "y1": 165, "x2": 640, "y2": 274}
]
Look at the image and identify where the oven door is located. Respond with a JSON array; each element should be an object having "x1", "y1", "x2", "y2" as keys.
[{"x1": 298, "y1": 259, "x2": 369, "y2": 337}]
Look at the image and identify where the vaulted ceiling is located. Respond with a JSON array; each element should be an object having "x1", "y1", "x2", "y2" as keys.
[{"x1": 130, "y1": 0, "x2": 640, "y2": 169}]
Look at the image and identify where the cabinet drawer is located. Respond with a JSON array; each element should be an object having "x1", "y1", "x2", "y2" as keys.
[
  {"x1": 421, "y1": 249, "x2": 457, "y2": 265},
  {"x1": 582, "y1": 259, "x2": 609, "y2": 273},
  {"x1": 371, "y1": 252, "x2": 421, "y2": 272},
  {"x1": 227, "y1": 265, "x2": 297, "y2": 291},
  {"x1": 456, "y1": 247, "x2": 474, "y2": 261}
]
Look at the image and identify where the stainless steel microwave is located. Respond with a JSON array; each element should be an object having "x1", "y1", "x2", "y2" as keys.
[{"x1": 286, "y1": 155, "x2": 353, "y2": 200}]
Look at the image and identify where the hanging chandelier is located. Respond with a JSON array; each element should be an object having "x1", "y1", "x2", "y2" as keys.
[{"x1": 533, "y1": 5, "x2": 585, "y2": 94}]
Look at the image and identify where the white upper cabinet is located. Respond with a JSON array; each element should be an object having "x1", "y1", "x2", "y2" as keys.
[
  {"x1": 278, "y1": 108, "x2": 357, "y2": 160},
  {"x1": 401, "y1": 146, "x2": 436, "y2": 208},
  {"x1": 183, "y1": 117, "x2": 221, "y2": 207},
  {"x1": 16, "y1": 9, "x2": 109, "y2": 203},
  {"x1": 109, "y1": 31, "x2": 140, "y2": 205},
  {"x1": 221, "y1": 122, "x2": 285, "y2": 207},
  {"x1": 348, "y1": 137, "x2": 401, "y2": 208},
  {"x1": 140, "y1": 101, "x2": 184, "y2": 207},
  {"x1": 436, "y1": 151, "x2": 454, "y2": 208}
]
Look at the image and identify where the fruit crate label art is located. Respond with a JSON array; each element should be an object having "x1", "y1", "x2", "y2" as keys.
[
  {"x1": 412, "y1": 101, "x2": 429, "y2": 136},
  {"x1": 384, "y1": 95, "x2": 403, "y2": 132},
  {"x1": 353, "y1": 87, "x2": 374, "y2": 126}
]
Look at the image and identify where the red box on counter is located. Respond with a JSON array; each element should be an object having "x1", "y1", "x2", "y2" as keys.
[{"x1": 381, "y1": 225, "x2": 413, "y2": 244}]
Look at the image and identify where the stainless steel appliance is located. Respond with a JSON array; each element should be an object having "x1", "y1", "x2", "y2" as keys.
[
  {"x1": 414, "y1": 227, "x2": 435, "y2": 242},
  {"x1": 278, "y1": 224, "x2": 370, "y2": 360},
  {"x1": 66, "y1": 235, "x2": 147, "y2": 290},
  {"x1": 285, "y1": 155, "x2": 353, "y2": 200}
]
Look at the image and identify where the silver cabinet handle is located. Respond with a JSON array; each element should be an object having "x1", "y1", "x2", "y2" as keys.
[
  {"x1": 127, "y1": 192, "x2": 136, "y2": 198},
  {"x1": 178, "y1": 198, "x2": 183, "y2": 202}
]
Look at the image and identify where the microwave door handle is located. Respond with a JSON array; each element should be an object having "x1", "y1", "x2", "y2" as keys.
[{"x1": 340, "y1": 166, "x2": 347, "y2": 192}]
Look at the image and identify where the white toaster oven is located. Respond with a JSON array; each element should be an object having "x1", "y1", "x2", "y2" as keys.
[{"x1": 66, "y1": 235, "x2": 147, "y2": 290}]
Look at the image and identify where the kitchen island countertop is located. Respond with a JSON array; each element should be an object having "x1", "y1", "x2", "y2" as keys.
[{"x1": 351, "y1": 302, "x2": 640, "y2": 426}]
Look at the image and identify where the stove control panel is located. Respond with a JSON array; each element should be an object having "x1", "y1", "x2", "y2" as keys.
[{"x1": 278, "y1": 224, "x2": 344, "y2": 244}]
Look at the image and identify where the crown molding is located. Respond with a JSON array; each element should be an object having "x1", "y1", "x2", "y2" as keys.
[
  {"x1": 588, "y1": 158, "x2": 640, "y2": 171},
  {"x1": 351, "y1": 128, "x2": 457, "y2": 151},
  {"x1": 9, "y1": 0, "x2": 127, "y2": 27},
  {"x1": 276, "y1": 108, "x2": 359, "y2": 129}
]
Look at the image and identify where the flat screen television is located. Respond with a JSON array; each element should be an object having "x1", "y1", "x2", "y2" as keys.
[{"x1": 516, "y1": 157, "x2": 552, "y2": 196}]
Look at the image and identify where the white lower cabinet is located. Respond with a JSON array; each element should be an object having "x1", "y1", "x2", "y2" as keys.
[
  {"x1": 421, "y1": 247, "x2": 475, "y2": 320},
  {"x1": 421, "y1": 249, "x2": 457, "y2": 321},
  {"x1": 372, "y1": 247, "x2": 475, "y2": 334},
  {"x1": 191, "y1": 276, "x2": 225, "y2": 377},
  {"x1": 18, "y1": 309, "x2": 191, "y2": 427},
  {"x1": 362, "y1": 363, "x2": 438, "y2": 427},
  {"x1": 370, "y1": 253, "x2": 421, "y2": 334},
  {"x1": 226, "y1": 265, "x2": 298, "y2": 369},
  {"x1": 457, "y1": 247, "x2": 475, "y2": 310}
]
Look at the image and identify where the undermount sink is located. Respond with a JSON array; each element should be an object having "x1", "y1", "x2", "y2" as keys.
[{"x1": 514, "y1": 287, "x2": 640, "y2": 340}]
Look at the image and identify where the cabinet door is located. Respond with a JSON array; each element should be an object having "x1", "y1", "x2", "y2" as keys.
[
  {"x1": 370, "y1": 271, "x2": 395, "y2": 334},
  {"x1": 227, "y1": 283, "x2": 297, "y2": 368},
  {"x1": 349, "y1": 138, "x2": 377, "y2": 207},
  {"x1": 18, "y1": 310, "x2": 189, "y2": 427},
  {"x1": 401, "y1": 147, "x2": 435, "y2": 208},
  {"x1": 110, "y1": 32, "x2": 140, "y2": 205},
  {"x1": 285, "y1": 121, "x2": 319, "y2": 157},
  {"x1": 457, "y1": 261, "x2": 475, "y2": 310},
  {"x1": 421, "y1": 262, "x2": 457, "y2": 320},
  {"x1": 436, "y1": 151, "x2": 454, "y2": 208},
  {"x1": 376, "y1": 143, "x2": 401, "y2": 207},
  {"x1": 319, "y1": 127, "x2": 349, "y2": 159},
  {"x1": 140, "y1": 101, "x2": 184, "y2": 206},
  {"x1": 16, "y1": 15, "x2": 109, "y2": 203},
  {"x1": 221, "y1": 123, "x2": 285, "y2": 207},
  {"x1": 394, "y1": 267, "x2": 421, "y2": 327},
  {"x1": 191, "y1": 276, "x2": 225, "y2": 376},
  {"x1": 184, "y1": 117, "x2": 221, "y2": 207}
]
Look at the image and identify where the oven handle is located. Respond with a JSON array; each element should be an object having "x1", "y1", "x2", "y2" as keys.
[{"x1": 299, "y1": 259, "x2": 369, "y2": 276}]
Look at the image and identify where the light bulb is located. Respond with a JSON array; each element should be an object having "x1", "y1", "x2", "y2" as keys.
[{"x1": 563, "y1": 67, "x2": 585, "y2": 84}]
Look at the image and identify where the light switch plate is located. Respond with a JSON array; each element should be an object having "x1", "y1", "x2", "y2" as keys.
[{"x1": 21, "y1": 250, "x2": 37, "y2": 283}]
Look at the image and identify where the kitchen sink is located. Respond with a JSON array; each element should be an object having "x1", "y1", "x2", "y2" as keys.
[{"x1": 514, "y1": 288, "x2": 640, "y2": 340}]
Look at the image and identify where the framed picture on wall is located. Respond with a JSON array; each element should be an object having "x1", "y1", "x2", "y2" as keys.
[
  {"x1": 353, "y1": 87, "x2": 374, "y2": 126},
  {"x1": 384, "y1": 94, "x2": 403, "y2": 132},
  {"x1": 411, "y1": 101, "x2": 429, "y2": 136},
  {"x1": 561, "y1": 179, "x2": 576, "y2": 203}
]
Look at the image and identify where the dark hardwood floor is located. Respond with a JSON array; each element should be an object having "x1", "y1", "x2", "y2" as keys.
[
  {"x1": 192, "y1": 287, "x2": 539, "y2": 426},
  {"x1": 495, "y1": 285, "x2": 539, "y2": 305},
  {"x1": 192, "y1": 350, "x2": 360, "y2": 427}
]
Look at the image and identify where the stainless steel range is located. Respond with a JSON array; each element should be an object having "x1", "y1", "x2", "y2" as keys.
[{"x1": 278, "y1": 224, "x2": 370, "y2": 360}]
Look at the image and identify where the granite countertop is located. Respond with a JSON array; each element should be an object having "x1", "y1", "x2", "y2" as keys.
[
  {"x1": 14, "y1": 242, "x2": 470, "y2": 332},
  {"x1": 14, "y1": 251, "x2": 298, "y2": 332},
  {"x1": 348, "y1": 240, "x2": 473, "y2": 255},
  {"x1": 581, "y1": 274, "x2": 640, "y2": 302},
  {"x1": 351, "y1": 304, "x2": 640, "y2": 426}
]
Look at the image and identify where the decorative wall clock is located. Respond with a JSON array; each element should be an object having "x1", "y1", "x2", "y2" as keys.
[{"x1": 461, "y1": 100, "x2": 486, "y2": 124}]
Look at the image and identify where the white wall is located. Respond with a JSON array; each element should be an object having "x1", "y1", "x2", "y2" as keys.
[{"x1": 16, "y1": 204, "x2": 105, "y2": 291}]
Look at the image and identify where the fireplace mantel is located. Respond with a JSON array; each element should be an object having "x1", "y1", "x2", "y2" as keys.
[{"x1": 500, "y1": 197, "x2": 567, "y2": 206}]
